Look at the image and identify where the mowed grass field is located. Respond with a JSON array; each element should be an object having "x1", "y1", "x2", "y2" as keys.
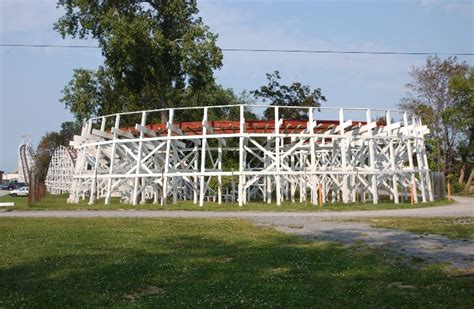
[
  {"x1": 0, "y1": 218, "x2": 473, "y2": 307},
  {"x1": 0, "y1": 193, "x2": 453, "y2": 212}
]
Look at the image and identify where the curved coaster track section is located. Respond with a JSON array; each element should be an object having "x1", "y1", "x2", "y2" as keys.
[
  {"x1": 68, "y1": 104, "x2": 434, "y2": 207},
  {"x1": 45, "y1": 146, "x2": 77, "y2": 194},
  {"x1": 17, "y1": 141, "x2": 35, "y2": 184}
]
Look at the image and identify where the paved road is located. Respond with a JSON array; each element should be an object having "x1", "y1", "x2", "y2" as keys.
[
  {"x1": 0, "y1": 190, "x2": 10, "y2": 197},
  {"x1": 0, "y1": 196, "x2": 472, "y2": 218}
]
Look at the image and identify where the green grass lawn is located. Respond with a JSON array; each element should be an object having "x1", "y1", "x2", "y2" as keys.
[
  {"x1": 0, "y1": 218, "x2": 472, "y2": 307},
  {"x1": 349, "y1": 217, "x2": 474, "y2": 240},
  {"x1": 0, "y1": 193, "x2": 453, "y2": 212}
]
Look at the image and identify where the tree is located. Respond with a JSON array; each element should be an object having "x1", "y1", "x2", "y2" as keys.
[
  {"x1": 55, "y1": 0, "x2": 223, "y2": 122},
  {"x1": 449, "y1": 69, "x2": 474, "y2": 191},
  {"x1": 252, "y1": 71, "x2": 326, "y2": 119},
  {"x1": 399, "y1": 56, "x2": 470, "y2": 175},
  {"x1": 60, "y1": 69, "x2": 101, "y2": 123}
]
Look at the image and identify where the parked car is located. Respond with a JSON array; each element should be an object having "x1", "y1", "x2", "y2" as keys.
[
  {"x1": 9, "y1": 186, "x2": 29, "y2": 197},
  {"x1": 0, "y1": 183, "x2": 9, "y2": 190},
  {"x1": 5, "y1": 182, "x2": 18, "y2": 190},
  {"x1": 14, "y1": 182, "x2": 27, "y2": 190}
]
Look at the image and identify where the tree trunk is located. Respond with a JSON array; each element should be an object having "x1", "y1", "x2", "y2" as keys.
[
  {"x1": 159, "y1": 96, "x2": 168, "y2": 124},
  {"x1": 464, "y1": 169, "x2": 474, "y2": 193},
  {"x1": 444, "y1": 123, "x2": 449, "y2": 173},
  {"x1": 458, "y1": 163, "x2": 466, "y2": 185}
]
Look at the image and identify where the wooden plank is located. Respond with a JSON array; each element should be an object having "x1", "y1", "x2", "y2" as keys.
[
  {"x1": 135, "y1": 124, "x2": 157, "y2": 137},
  {"x1": 92, "y1": 129, "x2": 114, "y2": 139},
  {"x1": 112, "y1": 128, "x2": 134, "y2": 139}
]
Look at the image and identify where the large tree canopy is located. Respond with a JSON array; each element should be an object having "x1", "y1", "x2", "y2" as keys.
[
  {"x1": 399, "y1": 56, "x2": 470, "y2": 175},
  {"x1": 55, "y1": 0, "x2": 223, "y2": 122},
  {"x1": 252, "y1": 71, "x2": 326, "y2": 120}
]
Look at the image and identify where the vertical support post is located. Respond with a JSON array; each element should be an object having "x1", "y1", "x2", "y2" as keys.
[
  {"x1": 89, "y1": 117, "x2": 106, "y2": 205},
  {"x1": 263, "y1": 148, "x2": 267, "y2": 203},
  {"x1": 193, "y1": 142, "x2": 199, "y2": 204},
  {"x1": 172, "y1": 145, "x2": 178, "y2": 205},
  {"x1": 447, "y1": 179, "x2": 451, "y2": 202},
  {"x1": 386, "y1": 110, "x2": 399, "y2": 204},
  {"x1": 340, "y1": 108, "x2": 350, "y2": 203},
  {"x1": 266, "y1": 136, "x2": 272, "y2": 204},
  {"x1": 275, "y1": 106, "x2": 281, "y2": 206},
  {"x1": 71, "y1": 121, "x2": 90, "y2": 203},
  {"x1": 307, "y1": 108, "x2": 318, "y2": 205},
  {"x1": 318, "y1": 183, "x2": 323, "y2": 207},
  {"x1": 366, "y1": 109, "x2": 378, "y2": 204},
  {"x1": 238, "y1": 105, "x2": 245, "y2": 207},
  {"x1": 105, "y1": 114, "x2": 120, "y2": 204},
  {"x1": 162, "y1": 109, "x2": 174, "y2": 206},
  {"x1": 217, "y1": 139, "x2": 223, "y2": 204},
  {"x1": 308, "y1": 107, "x2": 317, "y2": 205},
  {"x1": 420, "y1": 119, "x2": 434, "y2": 202},
  {"x1": 199, "y1": 107, "x2": 208, "y2": 207},
  {"x1": 413, "y1": 115, "x2": 427, "y2": 202},
  {"x1": 404, "y1": 112, "x2": 418, "y2": 203},
  {"x1": 290, "y1": 137, "x2": 296, "y2": 203},
  {"x1": 299, "y1": 152, "x2": 305, "y2": 203},
  {"x1": 132, "y1": 111, "x2": 147, "y2": 205}
]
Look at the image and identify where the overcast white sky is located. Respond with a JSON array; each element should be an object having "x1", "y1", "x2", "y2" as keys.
[{"x1": 0, "y1": 0, "x2": 473, "y2": 172}]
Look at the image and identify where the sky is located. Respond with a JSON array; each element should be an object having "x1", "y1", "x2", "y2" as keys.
[{"x1": 0, "y1": 0, "x2": 473, "y2": 173}]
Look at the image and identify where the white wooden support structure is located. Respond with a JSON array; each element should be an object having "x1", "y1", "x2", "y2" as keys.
[
  {"x1": 67, "y1": 104, "x2": 434, "y2": 207},
  {"x1": 162, "y1": 109, "x2": 174, "y2": 206},
  {"x1": 45, "y1": 146, "x2": 77, "y2": 194}
]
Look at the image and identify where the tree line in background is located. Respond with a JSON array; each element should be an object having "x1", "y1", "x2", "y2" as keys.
[
  {"x1": 400, "y1": 56, "x2": 473, "y2": 193},
  {"x1": 33, "y1": 1, "x2": 472, "y2": 194}
]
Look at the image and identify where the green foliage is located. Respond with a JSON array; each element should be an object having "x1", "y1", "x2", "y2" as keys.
[
  {"x1": 60, "y1": 69, "x2": 101, "y2": 122},
  {"x1": 252, "y1": 71, "x2": 326, "y2": 119},
  {"x1": 400, "y1": 56, "x2": 471, "y2": 175},
  {"x1": 449, "y1": 69, "x2": 474, "y2": 177},
  {"x1": 0, "y1": 218, "x2": 472, "y2": 307},
  {"x1": 450, "y1": 178, "x2": 464, "y2": 193},
  {"x1": 55, "y1": 0, "x2": 223, "y2": 121},
  {"x1": 175, "y1": 87, "x2": 257, "y2": 122}
]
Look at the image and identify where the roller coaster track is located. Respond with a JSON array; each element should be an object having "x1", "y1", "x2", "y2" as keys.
[
  {"x1": 66, "y1": 147, "x2": 78, "y2": 165},
  {"x1": 19, "y1": 144, "x2": 31, "y2": 184}
]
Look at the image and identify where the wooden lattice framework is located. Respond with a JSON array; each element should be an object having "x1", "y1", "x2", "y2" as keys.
[
  {"x1": 68, "y1": 105, "x2": 434, "y2": 206},
  {"x1": 45, "y1": 146, "x2": 77, "y2": 194}
]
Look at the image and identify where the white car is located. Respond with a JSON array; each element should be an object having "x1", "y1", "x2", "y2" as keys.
[{"x1": 9, "y1": 186, "x2": 29, "y2": 197}]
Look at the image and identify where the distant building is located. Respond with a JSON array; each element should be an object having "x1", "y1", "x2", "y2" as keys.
[{"x1": 3, "y1": 173, "x2": 19, "y2": 182}]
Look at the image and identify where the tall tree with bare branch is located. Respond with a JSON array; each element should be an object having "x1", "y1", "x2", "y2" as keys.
[{"x1": 399, "y1": 56, "x2": 470, "y2": 175}]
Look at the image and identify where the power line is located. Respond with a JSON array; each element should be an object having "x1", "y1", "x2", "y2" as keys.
[
  {"x1": 1, "y1": 43, "x2": 473, "y2": 56},
  {"x1": 222, "y1": 48, "x2": 473, "y2": 56}
]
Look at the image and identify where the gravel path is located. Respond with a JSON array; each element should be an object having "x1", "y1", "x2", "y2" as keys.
[
  {"x1": 253, "y1": 217, "x2": 474, "y2": 272},
  {"x1": 1, "y1": 196, "x2": 472, "y2": 271}
]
